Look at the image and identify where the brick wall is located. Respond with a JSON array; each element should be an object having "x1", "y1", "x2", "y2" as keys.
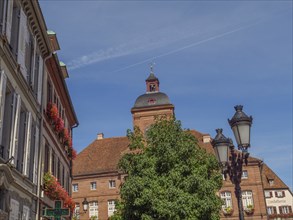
[{"x1": 72, "y1": 173, "x2": 122, "y2": 220}]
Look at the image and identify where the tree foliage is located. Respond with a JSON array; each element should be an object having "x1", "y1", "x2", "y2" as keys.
[{"x1": 112, "y1": 118, "x2": 223, "y2": 220}]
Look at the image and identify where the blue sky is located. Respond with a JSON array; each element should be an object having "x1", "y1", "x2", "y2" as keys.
[{"x1": 39, "y1": 1, "x2": 292, "y2": 189}]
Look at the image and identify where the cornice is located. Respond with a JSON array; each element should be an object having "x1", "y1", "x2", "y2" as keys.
[{"x1": 21, "y1": 0, "x2": 51, "y2": 57}]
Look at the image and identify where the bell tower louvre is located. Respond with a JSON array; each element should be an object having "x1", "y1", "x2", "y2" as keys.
[{"x1": 131, "y1": 68, "x2": 174, "y2": 132}]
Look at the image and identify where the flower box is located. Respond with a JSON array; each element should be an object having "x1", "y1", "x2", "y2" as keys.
[{"x1": 223, "y1": 206, "x2": 233, "y2": 216}]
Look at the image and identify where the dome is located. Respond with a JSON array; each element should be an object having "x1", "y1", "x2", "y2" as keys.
[{"x1": 133, "y1": 92, "x2": 171, "y2": 108}]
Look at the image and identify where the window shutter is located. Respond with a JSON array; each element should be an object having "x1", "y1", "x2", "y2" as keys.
[
  {"x1": 0, "y1": 0, "x2": 6, "y2": 34},
  {"x1": 17, "y1": 8, "x2": 28, "y2": 79},
  {"x1": 37, "y1": 56, "x2": 43, "y2": 104},
  {"x1": 279, "y1": 206, "x2": 283, "y2": 214},
  {"x1": 269, "y1": 192, "x2": 273, "y2": 197},
  {"x1": 5, "y1": 0, "x2": 13, "y2": 43},
  {"x1": 282, "y1": 191, "x2": 285, "y2": 197},
  {"x1": 273, "y1": 207, "x2": 277, "y2": 214},
  {"x1": 9, "y1": 93, "x2": 21, "y2": 165},
  {"x1": 23, "y1": 111, "x2": 32, "y2": 176},
  {"x1": 0, "y1": 70, "x2": 7, "y2": 144},
  {"x1": 288, "y1": 206, "x2": 292, "y2": 213},
  {"x1": 275, "y1": 191, "x2": 278, "y2": 197},
  {"x1": 33, "y1": 125, "x2": 39, "y2": 184}
]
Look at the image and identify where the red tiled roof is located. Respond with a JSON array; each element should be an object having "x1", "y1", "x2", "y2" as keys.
[
  {"x1": 73, "y1": 137, "x2": 129, "y2": 176},
  {"x1": 73, "y1": 130, "x2": 214, "y2": 176},
  {"x1": 261, "y1": 163, "x2": 289, "y2": 190}
]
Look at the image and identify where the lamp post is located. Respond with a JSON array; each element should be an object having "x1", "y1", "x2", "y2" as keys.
[
  {"x1": 211, "y1": 105, "x2": 253, "y2": 220},
  {"x1": 82, "y1": 198, "x2": 89, "y2": 213}
]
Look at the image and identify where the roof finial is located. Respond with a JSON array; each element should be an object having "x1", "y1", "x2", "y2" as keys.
[{"x1": 149, "y1": 62, "x2": 155, "y2": 74}]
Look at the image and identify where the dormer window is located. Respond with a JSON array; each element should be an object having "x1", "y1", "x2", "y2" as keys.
[
  {"x1": 148, "y1": 98, "x2": 156, "y2": 105},
  {"x1": 269, "y1": 179, "x2": 274, "y2": 186}
]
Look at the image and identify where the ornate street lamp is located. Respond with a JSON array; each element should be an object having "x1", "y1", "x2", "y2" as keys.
[
  {"x1": 211, "y1": 105, "x2": 253, "y2": 220},
  {"x1": 82, "y1": 198, "x2": 89, "y2": 213}
]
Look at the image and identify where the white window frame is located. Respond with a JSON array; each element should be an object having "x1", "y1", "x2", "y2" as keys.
[
  {"x1": 89, "y1": 201, "x2": 98, "y2": 218},
  {"x1": 267, "y1": 206, "x2": 276, "y2": 215},
  {"x1": 109, "y1": 180, "x2": 116, "y2": 188},
  {"x1": 241, "y1": 170, "x2": 248, "y2": 179},
  {"x1": 264, "y1": 191, "x2": 271, "y2": 198},
  {"x1": 9, "y1": 93, "x2": 21, "y2": 166},
  {"x1": 108, "y1": 200, "x2": 116, "y2": 217},
  {"x1": 280, "y1": 206, "x2": 290, "y2": 214},
  {"x1": 23, "y1": 112, "x2": 32, "y2": 176},
  {"x1": 0, "y1": 70, "x2": 7, "y2": 145},
  {"x1": 74, "y1": 204, "x2": 80, "y2": 220},
  {"x1": 276, "y1": 191, "x2": 284, "y2": 198},
  {"x1": 242, "y1": 190, "x2": 254, "y2": 208},
  {"x1": 72, "y1": 184, "x2": 78, "y2": 192},
  {"x1": 90, "y1": 181, "x2": 97, "y2": 190},
  {"x1": 220, "y1": 191, "x2": 232, "y2": 209}
]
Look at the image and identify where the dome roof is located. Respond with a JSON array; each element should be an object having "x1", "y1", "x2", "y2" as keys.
[{"x1": 133, "y1": 92, "x2": 171, "y2": 108}]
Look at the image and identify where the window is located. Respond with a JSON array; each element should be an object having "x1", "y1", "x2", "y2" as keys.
[
  {"x1": 242, "y1": 191, "x2": 254, "y2": 208},
  {"x1": 89, "y1": 201, "x2": 98, "y2": 218},
  {"x1": 267, "y1": 206, "x2": 277, "y2": 215},
  {"x1": 73, "y1": 203, "x2": 80, "y2": 220},
  {"x1": 47, "y1": 81, "x2": 52, "y2": 104},
  {"x1": 22, "y1": 205, "x2": 30, "y2": 220},
  {"x1": 0, "y1": 71, "x2": 7, "y2": 158},
  {"x1": 108, "y1": 200, "x2": 116, "y2": 217},
  {"x1": 44, "y1": 144, "x2": 50, "y2": 173},
  {"x1": 265, "y1": 191, "x2": 272, "y2": 198},
  {"x1": 10, "y1": 3, "x2": 20, "y2": 58},
  {"x1": 90, "y1": 182, "x2": 97, "y2": 190},
  {"x1": 220, "y1": 191, "x2": 232, "y2": 209},
  {"x1": 0, "y1": 1, "x2": 5, "y2": 34},
  {"x1": 72, "y1": 184, "x2": 78, "y2": 192},
  {"x1": 241, "y1": 170, "x2": 248, "y2": 179},
  {"x1": 10, "y1": 199, "x2": 20, "y2": 220},
  {"x1": 269, "y1": 179, "x2": 274, "y2": 186},
  {"x1": 275, "y1": 191, "x2": 285, "y2": 198},
  {"x1": 51, "y1": 151, "x2": 55, "y2": 175},
  {"x1": 279, "y1": 206, "x2": 292, "y2": 214},
  {"x1": 109, "y1": 180, "x2": 116, "y2": 188}
]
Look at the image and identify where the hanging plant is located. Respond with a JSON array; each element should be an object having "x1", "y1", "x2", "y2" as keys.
[{"x1": 43, "y1": 172, "x2": 75, "y2": 212}]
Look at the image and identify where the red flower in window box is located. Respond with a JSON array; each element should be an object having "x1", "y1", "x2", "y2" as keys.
[
  {"x1": 43, "y1": 172, "x2": 75, "y2": 212},
  {"x1": 46, "y1": 103, "x2": 59, "y2": 122},
  {"x1": 55, "y1": 117, "x2": 65, "y2": 133}
]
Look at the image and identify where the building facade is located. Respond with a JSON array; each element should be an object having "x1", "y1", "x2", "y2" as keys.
[
  {"x1": 72, "y1": 72, "x2": 292, "y2": 220},
  {"x1": 262, "y1": 164, "x2": 293, "y2": 219},
  {"x1": 0, "y1": 1, "x2": 78, "y2": 219}
]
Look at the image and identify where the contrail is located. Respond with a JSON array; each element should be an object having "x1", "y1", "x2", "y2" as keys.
[{"x1": 110, "y1": 21, "x2": 259, "y2": 74}]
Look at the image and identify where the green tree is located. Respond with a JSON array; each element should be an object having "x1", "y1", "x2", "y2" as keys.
[{"x1": 112, "y1": 118, "x2": 222, "y2": 220}]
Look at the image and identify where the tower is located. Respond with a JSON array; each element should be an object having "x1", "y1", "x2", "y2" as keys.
[{"x1": 131, "y1": 69, "x2": 174, "y2": 132}]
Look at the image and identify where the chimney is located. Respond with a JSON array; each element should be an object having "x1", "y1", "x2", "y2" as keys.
[
  {"x1": 202, "y1": 135, "x2": 211, "y2": 143},
  {"x1": 97, "y1": 133, "x2": 104, "y2": 140}
]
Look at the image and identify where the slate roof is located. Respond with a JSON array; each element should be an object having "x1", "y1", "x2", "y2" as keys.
[
  {"x1": 133, "y1": 92, "x2": 171, "y2": 108},
  {"x1": 146, "y1": 73, "x2": 158, "y2": 81}
]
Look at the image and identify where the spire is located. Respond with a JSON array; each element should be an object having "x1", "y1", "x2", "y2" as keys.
[{"x1": 145, "y1": 63, "x2": 159, "y2": 93}]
